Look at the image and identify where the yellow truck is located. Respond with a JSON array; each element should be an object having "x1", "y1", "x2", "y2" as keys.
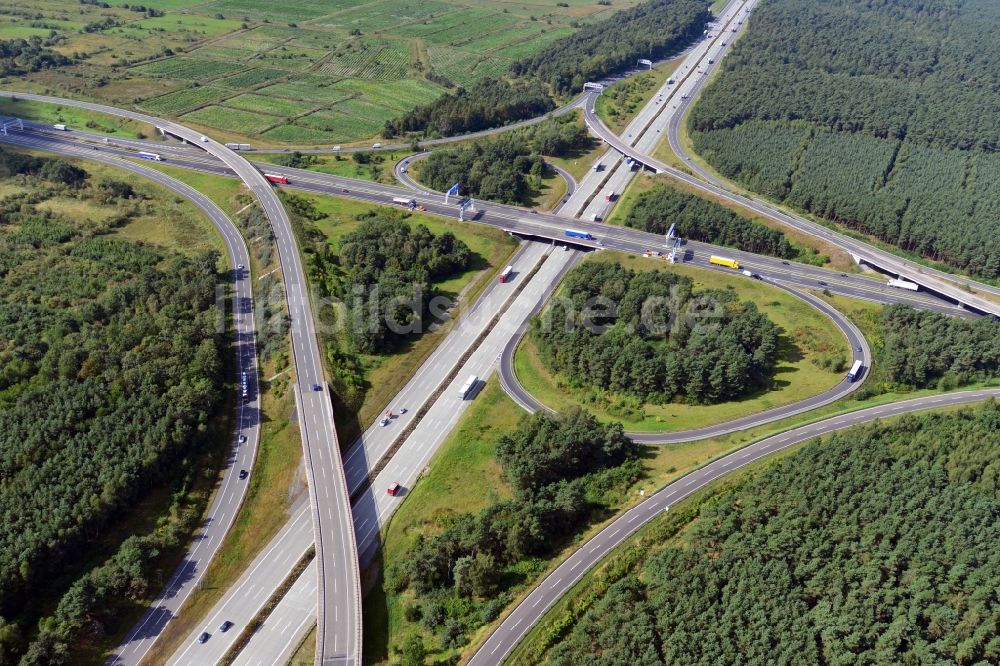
[{"x1": 709, "y1": 255, "x2": 740, "y2": 270}]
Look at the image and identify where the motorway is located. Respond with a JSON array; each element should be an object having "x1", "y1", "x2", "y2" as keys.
[
  {"x1": 499, "y1": 276, "x2": 878, "y2": 444},
  {"x1": 169, "y1": 243, "x2": 576, "y2": 665},
  {"x1": 0, "y1": 132, "x2": 264, "y2": 666},
  {"x1": 575, "y1": 71, "x2": 1000, "y2": 317},
  {"x1": 0, "y1": 92, "x2": 362, "y2": 665},
  {"x1": 562, "y1": 0, "x2": 754, "y2": 223},
  {"x1": 0, "y1": 18, "x2": 991, "y2": 662},
  {"x1": 467, "y1": 386, "x2": 1000, "y2": 665},
  {"x1": 0, "y1": 126, "x2": 966, "y2": 318}
]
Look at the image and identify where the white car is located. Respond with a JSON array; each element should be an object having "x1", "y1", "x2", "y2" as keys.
[
  {"x1": 379, "y1": 417, "x2": 390, "y2": 427},
  {"x1": 200, "y1": 136, "x2": 209, "y2": 143}
]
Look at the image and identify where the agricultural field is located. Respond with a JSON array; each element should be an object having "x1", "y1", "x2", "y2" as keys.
[{"x1": 2, "y1": 0, "x2": 640, "y2": 146}]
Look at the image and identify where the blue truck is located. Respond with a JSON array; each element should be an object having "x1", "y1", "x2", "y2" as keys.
[{"x1": 564, "y1": 229, "x2": 593, "y2": 240}]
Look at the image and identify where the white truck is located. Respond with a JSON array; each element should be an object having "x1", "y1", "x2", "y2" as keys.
[
  {"x1": 458, "y1": 375, "x2": 478, "y2": 400},
  {"x1": 53, "y1": 123, "x2": 68, "y2": 131},
  {"x1": 887, "y1": 278, "x2": 919, "y2": 291}
]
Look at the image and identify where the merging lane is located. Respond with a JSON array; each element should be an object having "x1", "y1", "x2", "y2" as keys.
[{"x1": 468, "y1": 387, "x2": 1000, "y2": 665}]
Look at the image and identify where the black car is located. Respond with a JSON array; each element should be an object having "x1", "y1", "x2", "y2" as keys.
[
  {"x1": 239, "y1": 469, "x2": 248, "y2": 480},
  {"x1": 219, "y1": 621, "x2": 234, "y2": 633},
  {"x1": 198, "y1": 632, "x2": 210, "y2": 644}
]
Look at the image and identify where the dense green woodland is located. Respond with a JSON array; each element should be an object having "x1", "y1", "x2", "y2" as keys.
[
  {"x1": 0, "y1": 38, "x2": 72, "y2": 76},
  {"x1": 382, "y1": 78, "x2": 555, "y2": 139},
  {"x1": 420, "y1": 116, "x2": 591, "y2": 205},
  {"x1": 388, "y1": 408, "x2": 640, "y2": 654},
  {"x1": 690, "y1": 0, "x2": 1000, "y2": 277},
  {"x1": 547, "y1": 403, "x2": 1000, "y2": 665},
  {"x1": 623, "y1": 181, "x2": 795, "y2": 258},
  {"x1": 863, "y1": 304, "x2": 1000, "y2": 393},
  {"x1": 0, "y1": 150, "x2": 225, "y2": 662},
  {"x1": 512, "y1": 0, "x2": 709, "y2": 95},
  {"x1": 533, "y1": 261, "x2": 779, "y2": 404},
  {"x1": 387, "y1": 0, "x2": 709, "y2": 138}
]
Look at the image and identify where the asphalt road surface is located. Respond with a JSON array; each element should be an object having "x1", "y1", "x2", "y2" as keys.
[
  {"x1": 468, "y1": 387, "x2": 1000, "y2": 665},
  {"x1": 166, "y1": 242, "x2": 554, "y2": 663},
  {"x1": 577, "y1": 82, "x2": 1000, "y2": 317},
  {"x1": 0, "y1": 91, "x2": 363, "y2": 666},
  {"x1": 234, "y1": 246, "x2": 581, "y2": 666},
  {"x1": 0, "y1": 131, "x2": 266, "y2": 666},
  {"x1": 499, "y1": 277, "x2": 880, "y2": 445},
  {"x1": 565, "y1": 0, "x2": 753, "y2": 224},
  {"x1": 2, "y1": 127, "x2": 967, "y2": 319},
  {"x1": 173, "y1": 243, "x2": 575, "y2": 664}
]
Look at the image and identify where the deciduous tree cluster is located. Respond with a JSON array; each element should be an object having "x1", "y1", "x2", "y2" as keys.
[
  {"x1": 420, "y1": 117, "x2": 591, "y2": 205},
  {"x1": 388, "y1": 408, "x2": 639, "y2": 649},
  {"x1": 338, "y1": 214, "x2": 472, "y2": 354}
]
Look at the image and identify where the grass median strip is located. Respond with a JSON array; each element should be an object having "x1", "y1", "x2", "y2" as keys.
[{"x1": 350, "y1": 246, "x2": 549, "y2": 502}]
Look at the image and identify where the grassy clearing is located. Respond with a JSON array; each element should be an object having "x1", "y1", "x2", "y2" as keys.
[
  {"x1": 224, "y1": 94, "x2": 314, "y2": 117},
  {"x1": 530, "y1": 169, "x2": 569, "y2": 211},
  {"x1": 183, "y1": 105, "x2": 274, "y2": 134},
  {"x1": 0, "y1": 97, "x2": 154, "y2": 137},
  {"x1": 141, "y1": 164, "x2": 248, "y2": 216},
  {"x1": 513, "y1": 251, "x2": 850, "y2": 432},
  {"x1": 251, "y1": 152, "x2": 413, "y2": 185},
  {"x1": 595, "y1": 56, "x2": 683, "y2": 134}
]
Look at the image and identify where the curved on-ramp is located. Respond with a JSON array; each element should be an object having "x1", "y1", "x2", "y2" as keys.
[
  {"x1": 468, "y1": 386, "x2": 1000, "y2": 665},
  {"x1": 0, "y1": 91, "x2": 362, "y2": 666},
  {"x1": 499, "y1": 276, "x2": 872, "y2": 444}
]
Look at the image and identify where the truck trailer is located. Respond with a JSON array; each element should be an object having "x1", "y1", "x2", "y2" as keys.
[{"x1": 887, "y1": 278, "x2": 919, "y2": 291}]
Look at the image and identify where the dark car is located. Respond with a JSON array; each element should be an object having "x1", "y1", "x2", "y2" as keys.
[
  {"x1": 219, "y1": 621, "x2": 234, "y2": 633},
  {"x1": 239, "y1": 469, "x2": 248, "y2": 480},
  {"x1": 198, "y1": 632, "x2": 210, "y2": 644},
  {"x1": 781, "y1": 260, "x2": 790, "y2": 265},
  {"x1": 818, "y1": 281, "x2": 828, "y2": 286},
  {"x1": 312, "y1": 383, "x2": 322, "y2": 391}
]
